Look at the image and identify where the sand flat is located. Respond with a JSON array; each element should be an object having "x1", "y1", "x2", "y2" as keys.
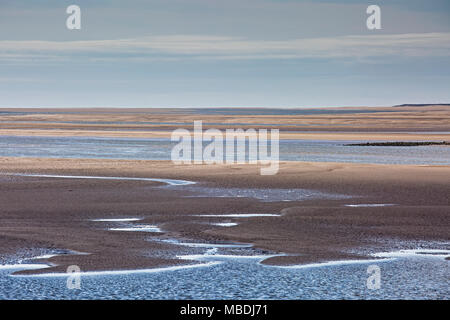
[
  {"x1": 0, "y1": 105, "x2": 449, "y2": 140},
  {"x1": 0, "y1": 128, "x2": 449, "y2": 141},
  {"x1": 0, "y1": 157, "x2": 448, "y2": 273}
]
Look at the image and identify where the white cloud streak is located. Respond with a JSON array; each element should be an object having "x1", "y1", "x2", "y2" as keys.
[{"x1": 1, "y1": 33, "x2": 449, "y2": 63}]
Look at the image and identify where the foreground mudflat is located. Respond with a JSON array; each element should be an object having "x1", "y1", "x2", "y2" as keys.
[{"x1": 0, "y1": 157, "x2": 448, "y2": 274}]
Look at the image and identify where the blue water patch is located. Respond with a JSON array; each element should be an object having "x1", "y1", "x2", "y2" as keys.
[
  {"x1": 181, "y1": 185, "x2": 350, "y2": 202},
  {"x1": 0, "y1": 108, "x2": 405, "y2": 117},
  {"x1": 0, "y1": 135, "x2": 449, "y2": 165},
  {"x1": 183, "y1": 108, "x2": 405, "y2": 116},
  {"x1": 1, "y1": 254, "x2": 448, "y2": 299}
]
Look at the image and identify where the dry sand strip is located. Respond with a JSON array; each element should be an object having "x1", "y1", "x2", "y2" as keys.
[
  {"x1": 0, "y1": 105, "x2": 449, "y2": 139},
  {"x1": 0, "y1": 157, "x2": 449, "y2": 274},
  {"x1": 0, "y1": 128, "x2": 449, "y2": 141}
]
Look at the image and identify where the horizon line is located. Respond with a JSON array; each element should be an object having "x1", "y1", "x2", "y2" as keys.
[{"x1": 1, "y1": 104, "x2": 449, "y2": 110}]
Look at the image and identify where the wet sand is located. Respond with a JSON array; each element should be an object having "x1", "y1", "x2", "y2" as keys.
[{"x1": 0, "y1": 157, "x2": 448, "y2": 275}]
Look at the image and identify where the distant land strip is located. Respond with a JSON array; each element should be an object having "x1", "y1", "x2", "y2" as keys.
[
  {"x1": 393, "y1": 104, "x2": 450, "y2": 107},
  {"x1": 345, "y1": 141, "x2": 450, "y2": 146}
]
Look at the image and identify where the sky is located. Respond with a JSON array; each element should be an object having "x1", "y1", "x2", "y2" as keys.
[{"x1": 0, "y1": 0, "x2": 449, "y2": 108}]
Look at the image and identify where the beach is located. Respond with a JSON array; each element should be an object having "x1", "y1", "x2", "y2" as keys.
[{"x1": 0, "y1": 106, "x2": 448, "y2": 300}]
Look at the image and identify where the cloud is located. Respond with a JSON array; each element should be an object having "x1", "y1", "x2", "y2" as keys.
[{"x1": 1, "y1": 32, "x2": 449, "y2": 63}]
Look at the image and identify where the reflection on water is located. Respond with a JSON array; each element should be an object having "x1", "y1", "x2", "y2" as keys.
[
  {"x1": 8, "y1": 173, "x2": 195, "y2": 186},
  {"x1": 194, "y1": 214, "x2": 280, "y2": 218},
  {"x1": 345, "y1": 204, "x2": 395, "y2": 208},
  {"x1": 182, "y1": 186, "x2": 350, "y2": 202},
  {"x1": 92, "y1": 218, "x2": 142, "y2": 222},
  {"x1": 211, "y1": 222, "x2": 238, "y2": 227},
  {"x1": 109, "y1": 225, "x2": 162, "y2": 233},
  {"x1": 0, "y1": 135, "x2": 448, "y2": 165}
]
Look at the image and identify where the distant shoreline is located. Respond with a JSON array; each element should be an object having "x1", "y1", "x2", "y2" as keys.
[
  {"x1": 345, "y1": 141, "x2": 450, "y2": 147},
  {"x1": 1, "y1": 105, "x2": 449, "y2": 139},
  {"x1": 393, "y1": 104, "x2": 450, "y2": 107}
]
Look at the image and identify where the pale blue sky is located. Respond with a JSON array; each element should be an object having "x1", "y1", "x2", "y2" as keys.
[{"x1": 0, "y1": 0, "x2": 449, "y2": 107}]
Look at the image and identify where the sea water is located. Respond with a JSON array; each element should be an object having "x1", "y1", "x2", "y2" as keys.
[
  {"x1": 0, "y1": 252, "x2": 448, "y2": 300},
  {"x1": 0, "y1": 136, "x2": 449, "y2": 165}
]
